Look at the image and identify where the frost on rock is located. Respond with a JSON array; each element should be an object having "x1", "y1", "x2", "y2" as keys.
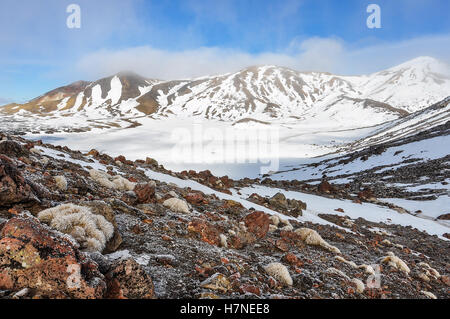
[
  {"x1": 163, "y1": 197, "x2": 190, "y2": 214},
  {"x1": 89, "y1": 169, "x2": 135, "y2": 191},
  {"x1": 295, "y1": 227, "x2": 341, "y2": 254},
  {"x1": 263, "y1": 262, "x2": 293, "y2": 286},
  {"x1": 381, "y1": 252, "x2": 410, "y2": 273},
  {"x1": 37, "y1": 203, "x2": 114, "y2": 252}
]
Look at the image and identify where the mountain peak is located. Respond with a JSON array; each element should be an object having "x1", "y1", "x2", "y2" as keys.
[
  {"x1": 3, "y1": 56, "x2": 450, "y2": 122},
  {"x1": 388, "y1": 56, "x2": 446, "y2": 72},
  {"x1": 114, "y1": 70, "x2": 145, "y2": 78}
]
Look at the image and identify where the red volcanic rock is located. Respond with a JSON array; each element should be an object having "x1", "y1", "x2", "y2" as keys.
[
  {"x1": 0, "y1": 216, "x2": 106, "y2": 298},
  {"x1": 128, "y1": 176, "x2": 138, "y2": 183},
  {"x1": 145, "y1": 157, "x2": 158, "y2": 167},
  {"x1": 114, "y1": 155, "x2": 126, "y2": 163},
  {"x1": 0, "y1": 140, "x2": 30, "y2": 157},
  {"x1": 318, "y1": 180, "x2": 335, "y2": 194},
  {"x1": 239, "y1": 284, "x2": 261, "y2": 296},
  {"x1": 134, "y1": 183, "x2": 156, "y2": 204},
  {"x1": 441, "y1": 275, "x2": 450, "y2": 287},
  {"x1": 357, "y1": 188, "x2": 376, "y2": 201},
  {"x1": 187, "y1": 218, "x2": 221, "y2": 246},
  {"x1": 282, "y1": 252, "x2": 303, "y2": 267},
  {"x1": 243, "y1": 211, "x2": 270, "y2": 239},
  {"x1": 114, "y1": 155, "x2": 134, "y2": 165},
  {"x1": 0, "y1": 155, "x2": 38, "y2": 207},
  {"x1": 87, "y1": 149, "x2": 100, "y2": 157},
  {"x1": 437, "y1": 213, "x2": 450, "y2": 220},
  {"x1": 185, "y1": 192, "x2": 206, "y2": 205},
  {"x1": 105, "y1": 259, "x2": 154, "y2": 299}
]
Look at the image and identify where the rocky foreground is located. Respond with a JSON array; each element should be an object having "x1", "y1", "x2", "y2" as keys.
[{"x1": 0, "y1": 133, "x2": 448, "y2": 299}]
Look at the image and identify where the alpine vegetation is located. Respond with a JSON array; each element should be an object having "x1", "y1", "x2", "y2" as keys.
[
  {"x1": 263, "y1": 262, "x2": 293, "y2": 286},
  {"x1": 54, "y1": 175, "x2": 68, "y2": 191},
  {"x1": 295, "y1": 228, "x2": 341, "y2": 254},
  {"x1": 381, "y1": 252, "x2": 411, "y2": 273},
  {"x1": 89, "y1": 169, "x2": 135, "y2": 191},
  {"x1": 163, "y1": 197, "x2": 191, "y2": 214},
  {"x1": 37, "y1": 203, "x2": 114, "y2": 252}
]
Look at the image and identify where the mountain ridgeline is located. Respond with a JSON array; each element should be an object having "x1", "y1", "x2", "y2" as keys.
[{"x1": 2, "y1": 57, "x2": 450, "y2": 126}]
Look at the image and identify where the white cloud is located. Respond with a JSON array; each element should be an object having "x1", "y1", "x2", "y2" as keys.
[{"x1": 75, "y1": 34, "x2": 450, "y2": 80}]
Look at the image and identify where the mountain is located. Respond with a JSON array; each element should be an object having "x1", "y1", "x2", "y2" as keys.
[
  {"x1": 2, "y1": 57, "x2": 450, "y2": 130},
  {"x1": 352, "y1": 57, "x2": 450, "y2": 113},
  {"x1": 267, "y1": 97, "x2": 449, "y2": 210}
]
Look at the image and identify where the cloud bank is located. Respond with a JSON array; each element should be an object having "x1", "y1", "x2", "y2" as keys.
[
  {"x1": 0, "y1": 97, "x2": 12, "y2": 105},
  {"x1": 76, "y1": 34, "x2": 450, "y2": 80}
]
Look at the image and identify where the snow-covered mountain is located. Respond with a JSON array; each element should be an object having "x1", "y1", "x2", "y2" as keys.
[
  {"x1": 2, "y1": 56, "x2": 449, "y2": 129},
  {"x1": 351, "y1": 57, "x2": 450, "y2": 113}
]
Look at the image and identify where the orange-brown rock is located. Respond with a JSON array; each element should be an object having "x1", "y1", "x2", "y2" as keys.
[
  {"x1": 239, "y1": 284, "x2": 261, "y2": 296},
  {"x1": 0, "y1": 140, "x2": 29, "y2": 158},
  {"x1": 185, "y1": 192, "x2": 207, "y2": 205},
  {"x1": 0, "y1": 216, "x2": 106, "y2": 298},
  {"x1": 358, "y1": 188, "x2": 376, "y2": 201},
  {"x1": 282, "y1": 252, "x2": 303, "y2": 267},
  {"x1": 441, "y1": 275, "x2": 450, "y2": 286},
  {"x1": 105, "y1": 259, "x2": 154, "y2": 299},
  {"x1": 0, "y1": 155, "x2": 38, "y2": 207},
  {"x1": 134, "y1": 183, "x2": 156, "y2": 204},
  {"x1": 87, "y1": 149, "x2": 99, "y2": 157},
  {"x1": 187, "y1": 218, "x2": 221, "y2": 246},
  {"x1": 145, "y1": 157, "x2": 158, "y2": 167},
  {"x1": 243, "y1": 211, "x2": 270, "y2": 239},
  {"x1": 318, "y1": 180, "x2": 335, "y2": 194},
  {"x1": 114, "y1": 155, "x2": 134, "y2": 165}
]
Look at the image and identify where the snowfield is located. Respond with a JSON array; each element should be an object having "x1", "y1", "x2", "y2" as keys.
[{"x1": 35, "y1": 144, "x2": 449, "y2": 240}]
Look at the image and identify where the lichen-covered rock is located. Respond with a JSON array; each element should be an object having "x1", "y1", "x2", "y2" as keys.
[
  {"x1": 268, "y1": 193, "x2": 288, "y2": 210},
  {"x1": 105, "y1": 258, "x2": 154, "y2": 299},
  {"x1": 200, "y1": 273, "x2": 231, "y2": 292},
  {"x1": 0, "y1": 216, "x2": 106, "y2": 298}
]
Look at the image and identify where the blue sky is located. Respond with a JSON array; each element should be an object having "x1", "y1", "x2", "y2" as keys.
[{"x1": 1, "y1": 0, "x2": 450, "y2": 102}]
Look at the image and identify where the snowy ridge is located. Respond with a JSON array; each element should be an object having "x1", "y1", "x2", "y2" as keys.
[{"x1": 2, "y1": 57, "x2": 450, "y2": 130}]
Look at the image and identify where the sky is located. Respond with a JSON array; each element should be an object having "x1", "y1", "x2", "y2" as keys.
[{"x1": 1, "y1": 0, "x2": 450, "y2": 102}]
